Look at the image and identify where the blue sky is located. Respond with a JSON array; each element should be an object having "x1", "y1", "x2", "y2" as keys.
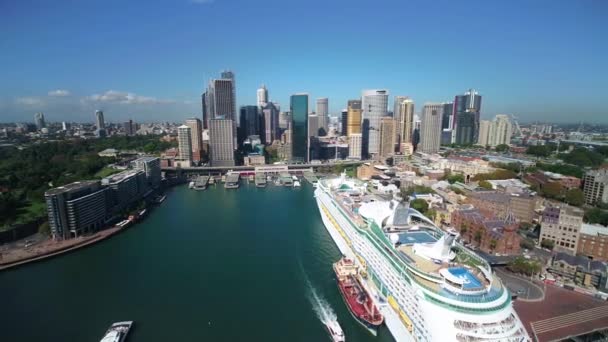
[{"x1": 0, "y1": 0, "x2": 606, "y2": 123}]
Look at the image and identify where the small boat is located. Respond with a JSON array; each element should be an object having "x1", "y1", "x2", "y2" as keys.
[
  {"x1": 99, "y1": 321, "x2": 133, "y2": 342},
  {"x1": 325, "y1": 319, "x2": 345, "y2": 342},
  {"x1": 154, "y1": 195, "x2": 166, "y2": 204},
  {"x1": 292, "y1": 175, "x2": 298, "y2": 181},
  {"x1": 188, "y1": 181, "x2": 195, "y2": 189},
  {"x1": 293, "y1": 180, "x2": 301, "y2": 188}
]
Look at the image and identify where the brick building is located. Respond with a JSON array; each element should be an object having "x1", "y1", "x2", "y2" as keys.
[
  {"x1": 578, "y1": 223, "x2": 608, "y2": 261},
  {"x1": 468, "y1": 191, "x2": 538, "y2": 223},
  {"x1": 451, "y1": 207, "x2": 521, "y2": 255}
]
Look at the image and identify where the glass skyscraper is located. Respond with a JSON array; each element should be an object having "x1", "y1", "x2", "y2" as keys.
[
  {"x1": 290, "y1": 94, "x2": 309, "y2": 162},
  {"x1": 454, "y1": 89, "x2": 482, "y2": 145}
]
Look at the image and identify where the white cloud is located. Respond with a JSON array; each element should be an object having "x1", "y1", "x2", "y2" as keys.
[
  {"x1": 84, "y1": 90, "x2": 175, "y2": 105},
  {"x1": 15, "y1": 97, "x2": 44, "y2": 106},
  {"x1": 48, "y1": 89, "x2": 71, "y2": 97}
]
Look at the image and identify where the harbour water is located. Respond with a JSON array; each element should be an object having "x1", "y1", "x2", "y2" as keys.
[{"x1": 0, "y1": 183, "x2": 395, "y2": 341}]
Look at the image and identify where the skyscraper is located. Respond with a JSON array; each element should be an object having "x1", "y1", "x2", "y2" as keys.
[
  {"x1": 177, "y1": 125, "x2": 193, "y2": 163},
  {"x1": 361, "y1": 89, "x2": 389, "y2": 158},
  {"x1": 204, "y1": 71, "x2": 237, "y2": 148},
  {"x1": 478, "y1": 120, "x2": 491, "y2": 147},
  {"x1": 308, "y1": 114, "x2": 319, "y2": 138},
  {"x1": 316, "y1": 98, "x2": 329, "y2": 134},
  {"x1": 379, "y1": 117, "x2": 395, "y2": 159},
  {"x1": 201, "y1": 91, "x2": 208, "y2": 129},
  {"x1": 124, "y1": 120, "x2": 135, "y2": 136},
  {"x1": 95, "y1": 110, "x2": 106, "y2": 138},
  {"x1": 340, "y1": 109, "x2": 348, "y2": 136},
  {"x1": 454, "y1": 89, "x2": 482, "y2": 145},
  {"x1": 34, "y1": 112, "x2": 45, "y2": 130},
  {"x1": 420, "y1": 103, "x2": 443, "y2": 154},
  {"x1": 399, "y1": 98, "x2": 415, "y2": 150},
  {"x1": 220, "y1": 70, "x2": 237, "y2": 123},
  {"x1": 290, "y1": 94, "x2": 309, "y2": 162},
  {"x1": 261, "y1": 102, "x2": 280, "y2": 144},
  {"x1": 346, "y1": 100, "x2": 362, "y2": 136},
  {"x1": 393, "y1": 96, "x2": 409, "y2": 148},
  {"x1": 348, "y1": 133, "x2": 362, "y2": 160},
  {"x1": 209, "y1": 118, "x2": 235, "y2": 167},
  {"x1": 239, "y1": 106, "x2": 259, "y2": 143},
  {"x1": 257, "y1": 84, "x2": 268, "y2": 109},
  {"x1": 185, "y1": 118, "x2": 203, "y2": 162},
  {"x1": 488, "y1": 115, "x2": 513, "y2": 147}
]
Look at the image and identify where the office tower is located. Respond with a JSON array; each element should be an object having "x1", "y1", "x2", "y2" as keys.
[
  {"x1": 346, "y1": 100, "x2": 362, "y2": 136},
  {"x1": 393, "y1": 96, "x2": 409, "y2": 147},
  {"x1": 419, "y1": 103, "x2": 443, "y2": 154},
  {"x1": 204, "y1": 71, "x2": 237, "y2": 147},
  {"x1": 412, "y1": 128, "x2": 420, "y2": 152},
  {"x1": 220, "y1": 70, "x2": 237, "y2": 122},
  {"x1": 34, "y1": 112, "x2": 45, "y2": 130},
  {"x1": 488, "y1": 114, "x2": 513, "y2": 146},
  {"x1": 290, "y1": 93, "x2": 309, "y2": 162},
  {"x1": 201, "y1": 92, "x2": 208, "y2": 129},
  {"x1": 316, "y1": 98, "x2": 329, "y2": 134},
  {"x1": 540, "y1": 204, "x2": 584, "y2": 254},
  {"x1": 209, "y1": 119, "x2": 235, "y2": 167},
  {"x1": 454, "y1": 89, "x2": 482, "y2": 145},
  {"x1": 257, "y1": 84, "x2": 268, "y2": 109},
  {"x1": 62, "y1": 122, "x2": 68, "y2": 131},
  {"x1": 441, "y1": 102, "x2": 453, "y2": 130},
  {"x1": 185, "y1": 118, "x2": 203, "y2": 162},
  {"x1": 399, "y1": 99, "x2": 415, "y2": 150},
  {"x1": 95, "y1": 110, "x2": 105, "y2": 129},
  {"x1": 132, "y1": 156, "x2": 161, "y2": 188},
  {"x1": 341, "y1": 109, "x2": 348, "y2": 136},
  {"x1": 177, "y1": 125, "x2": 193, "y2": 163},
  {"x1": 261, "y1": 102, "x2": 280, "y2": 144},
  {"x1": 478, "y1": 120, "x2": 491, "y2": 146},
  {"x1": 583, "y1": 168, "x2": 608, "y2": 205},
  {"x1": 279, "y1": 111, "x2": 290, "y2": 130},
  {"x1": 239, "y1": 106, "x2": 259, "y2": 144},
  {"x1": 361, "y1": 89, "x2": 389, "y2": 158},
  {"x1": 45, "y1": 181, "x2": 109, "y2": 240},
  {"x1": 308, "y1": 114, "x2": 319, "y2": 138},
  {"x1": 379, "y1": 117, "x2": 395, "y2": 159},
  {"x1": 124, "y1": 120, "x2": 135, "y2": 136},
  {"x1": 348, "y1": 133, "x2": 362, "y2": 160}
]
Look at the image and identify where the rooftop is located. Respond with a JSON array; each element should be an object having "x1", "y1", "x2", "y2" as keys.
[
  {"x1": 44, "y1": 180, "x2": 99, "y2": 196},
  {"x1": 581, "y1": 223, "x2": 608, "y2": 236}
]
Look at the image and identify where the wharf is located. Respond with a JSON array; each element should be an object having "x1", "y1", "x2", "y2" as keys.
[
  {"x1": 279, "y1": 172, "x2": 293, "y2": 187},
  {"x1": 225, "y1": 173, "x2": 240, "y2": 189},
  {"x1": 254, "y1": 173, "x2": 267, "y2": 187},
  {"x1": 303, "y1": 171, "x2": 318, "y2": 186},
  {"x1": 193, "y1": 175, "x2": 209, "y2": 190}
]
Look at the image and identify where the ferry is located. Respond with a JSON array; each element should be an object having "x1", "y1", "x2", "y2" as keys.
[
  {"x1": 293, "y1": 180, "x2": 301, "y2": 188},
  {"x1": 325, "y1": 319, "x2": 346, "y2": 342},
  {"x1": 154, "y1": 195, "x2": 166, "y2": 204},
  {"x1": 99, "y1": 321, "x2": 133, "y2": 342},
  {"x1": 314, "y1": 173, "x2": 530, "y2": 342},
  {"x1": 334, "y1": 258, "x2": 383, "y2": 334}
]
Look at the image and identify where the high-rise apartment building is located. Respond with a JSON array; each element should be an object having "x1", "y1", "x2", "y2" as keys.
[
  {"x1": 209, "y1": 119, "x2": 235, "y2": 167},
  {"x1": 257, "y1": 84, "x2": 268, "y2": 109},
  {"x1": 379, "y1": 117, "x2": 395, "y2": 159},
  {"x1": 34, "y1": 112, "x2": 45, "y2": 130},
  {"x1": 400, "y1": 98, "x2": 415, "y2": 150},
  {"x1": 583, "y1": 168, "x2": 608, "y2": 205},
  {"x1": 316, "y1": 98, "x2": 329, "y2": 134},
  {"x1": 204, "y1": 71, "x2": 237, "y2": 147},
  {"x1": 540, "y1": 204, "x2": 584, "y2": 254},
  {"x1": 45, "y1": 181, "x2": 109, "y2": 240},
  {"x1": 348, "y1": 133, "x2": 362, "y2": 160},
  {"x1": 361, "y1": 89, "x2": 389, "y2": 158},
  {"x1": 132, "y1": 156, "x2": 161, "y2": 188},
  {"x1": 308, "y1": 114, "x2": 319, "y2": 138},
  {"x1": 346, "y1": 100, "x2": 362, "y2": 136},
  {"x1": 441, "y1": 102, "x2": 454, "y2": 145},
  {"x1": 478, "y1": 120, "x2": 491, "y2": 146},
  {"x1": 393, "y1": 96, "x2": 409, "y2": 148},
  {"x1": 290, "y1": 94, "x2": 309, "y2": 162},
  {"x1": 419, "y1": 103, "x2": 443, "y2": 154},
  {"x1": 454, "y1": 89, "x2": 482, "y2": 145},
  {"x1": 102, "y1": 170, "x2": 147, "y2": 212},
  {"x1": 185, "y1": 118, "x2": 203, "y2": 162},
  {"x1": 478, "y1": 115, "x2": 513, "y2": 147},
  {"x1": 177, "y1": 125, "x2": 193, "y2": 163}
]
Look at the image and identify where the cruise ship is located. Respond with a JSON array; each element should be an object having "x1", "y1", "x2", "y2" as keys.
[{"x1": 314, "y1": 174, "x2": 530, "y2": 342}]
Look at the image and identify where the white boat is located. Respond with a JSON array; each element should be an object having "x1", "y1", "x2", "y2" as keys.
[
  {"x1": 188, "y1": 181, "x2": 194, "y2": 189},
  {"x1": 293, "y1": 180, "x2": 301, "y2": 188},
  {"x1": 292, "y1": 175, "x2": 298, "y2": 181},
  {"x1": 325, "y1": 319, "x2": 345, "y2": 342},
  {"x1": 99, "y1": 321, "x2": 133, "y2": 342}
]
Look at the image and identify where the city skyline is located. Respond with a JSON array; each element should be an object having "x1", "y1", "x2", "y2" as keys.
[{"x1": 1, "y1": 0, "x2": 606, "y2": 123}]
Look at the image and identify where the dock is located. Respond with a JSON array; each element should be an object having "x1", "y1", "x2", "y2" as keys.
[
  {"x1": 193, "y1": 175, "x2": 210, "y2": 190},
  {"x1": 225, "y1": 172, "x2": 240, "y2": 189},
  {"x1": 303, "y1": 171, "x2": 318, "y2": 186},
  {"x1": 255, "y1": 173, "x2": 267, "y2": 187},
  {"x1": 279, "y1": 172, "x2": 293, "y2": 187}
]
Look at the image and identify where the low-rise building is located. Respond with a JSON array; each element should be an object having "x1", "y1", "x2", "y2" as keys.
[
  {"x1": 244, "y1": 154, "x2": 266, "y2": 166},
  {"x1": 548, "y1": 252, "x2": 608, "y2": 290},
  {"x1": 540, "y1": 203, "x2": 584, "y2": 254},
  {"x1": 578, "y1": 223, "x2": 608, "y2": 261},
  {"x1": 468, "y1": 190, "x2": 538, "y2": 223},
  {"x1": 451, "y1": 207, "x2": 521, "y2": 255}
]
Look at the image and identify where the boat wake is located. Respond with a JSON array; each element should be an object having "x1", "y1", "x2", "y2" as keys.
[{"x1": 301, "y1": 265, "x2": 337, "y2": 325}]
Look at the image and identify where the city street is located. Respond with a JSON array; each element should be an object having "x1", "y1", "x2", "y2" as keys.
[{"x1": 495, "y1": 267, "x2": 545, "y2": 301}]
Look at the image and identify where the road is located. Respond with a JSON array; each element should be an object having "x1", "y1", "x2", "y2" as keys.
[
  {"x1": 161, "y1": 160, "x2": 371, "y2": 173},
  {"x1": 495, "y1": 267, "x2": 545, "y2": 301}
]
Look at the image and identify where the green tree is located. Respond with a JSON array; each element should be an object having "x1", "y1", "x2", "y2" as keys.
[
  {"x1": 564, "y1": 188, "x2": 585, "y2": 206},
  {"x1": 541, "y1": 181, "x2": 563, "y2": 199},
  {"x1": 489, "y1": 239, "x2": 497, "y2": 251},
  {"x1": 478, "y1": 180, "x2": 493, "y2": 190},
  {"x1": 540, "y1": 239, "x2": 554, "y2": 250},
  {"x1": 446, "y1": 173, "x2": 465, "y2": 184},
  {"x1": 38, "y1": 221, "x2": 50, "y2": 236},
  {"x1": 495, "y1": 144, "x2": 510, "y2": 153},
  {"x1": 584, "y1": 208, "x2": 608, "y2": 226},
  {"x1": 526, "y1": 145, "x2": 552, "y2": 158},
  {"x1": 410, "y1": 199, "x2": 429, "y2": 214},
  {"x1": 474, "y1": 230, "x2": 483, "y2": 244}
]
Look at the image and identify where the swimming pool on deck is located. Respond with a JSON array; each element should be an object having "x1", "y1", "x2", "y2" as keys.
[
  {"x1": 448, "y1": 267, "x2": 482, "y2": 289},
  {"x1": 398, "y1": 231, "x2": 437, "y2": 245}
]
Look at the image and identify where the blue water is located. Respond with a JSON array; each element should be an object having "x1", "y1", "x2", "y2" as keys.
[
  {"x1": 398, "y1": 231, "x2": 437, "y2": 245},
  {"x1": 448, "y1": 267, "x2": 482, "y2": 289}
]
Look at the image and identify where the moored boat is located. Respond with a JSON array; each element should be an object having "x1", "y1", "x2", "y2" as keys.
[
  {"x1": 99, "y1": 321, "x2": 133, "y2": 342},
  {"x1": 333, "y1": 258, "x2": 383, "y2": 334},
  {"x1": 325, "y1": 319, "x2": 346, "y2": 342}
]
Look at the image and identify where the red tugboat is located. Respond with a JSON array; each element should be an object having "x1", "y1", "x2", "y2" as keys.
[{"x1": 333, "y1": 257, "x2": 384, "y2": 335}]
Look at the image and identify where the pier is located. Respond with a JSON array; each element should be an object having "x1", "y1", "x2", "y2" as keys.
[
  {"x1": 193, "y1": 175, "x2": 210, "y2": 190},
  {"x1": 225, "y1": 172, "x2": 240, "y2": 189},
  {"x1": 303, "y1": 171, "x2": 318, "y2": 186}
]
